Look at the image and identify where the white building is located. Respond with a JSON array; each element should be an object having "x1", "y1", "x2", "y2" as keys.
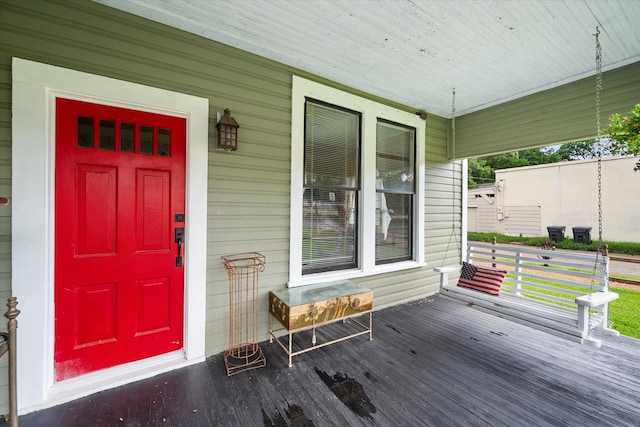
[{"x1": 467, "y1": 156, "x2": 639, "y2": 242}]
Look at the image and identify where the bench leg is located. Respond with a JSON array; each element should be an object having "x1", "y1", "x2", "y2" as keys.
[
  {"x1": 578, "y1": 304, "x2": 620, "y2": 338},
  {"x1": 439, "y1": 271, "x2": 449, "y2": 292},
  {"x1": 577, "y1": 303, "x2": 619, "y2": 346},
  {"x1": 577, "y1": 306, "x2": 604, "y2": 346},
  {"x1": 288, "y1": 330, "x2": 293, "y2": 368},
  {"x1": 577, "y1": 305, "x2": 589, "y2": 337},
  {"x1": 596, "y1": 304, "x2": 620, "y2": 337}
]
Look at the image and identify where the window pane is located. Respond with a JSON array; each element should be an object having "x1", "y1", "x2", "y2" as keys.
[
  {"x1": 158, "y1": 128, "x2": 171, "y2": 156},
  {"x1": 376, "y1": 120, "x2": 415, "y2": 264},
  {"x1": 302, "y1": 189, "x2": 357, "y2": 274},
  {"x1": 77, "y1": 116, "x2": 93, "y2": 148},
  {"x1": 303, "y1": 101, "x2": 361, "y2": 274},
  {"x1": 376, "y1": 193, "x2": 412, "y2": 263},
  {"x1": 99, "y1": 120, "x2": 115, "y2": 151},
  {"x1": 140, "y1": 126, "x2": 153, "y2": 154},
  {"x1": 120, "y1": 123, "x2": 135, "y2": 152},
  {"x1": 376, "y1": 121, "x2": 415, "y2": 192},
  {"x1": 305, "y1": 101, "x2": 360, "y2": 189}
]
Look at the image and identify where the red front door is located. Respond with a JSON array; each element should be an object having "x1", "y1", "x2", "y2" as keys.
[{"x1": 54, "y1": 98, "x2": 186, "y2": 381}]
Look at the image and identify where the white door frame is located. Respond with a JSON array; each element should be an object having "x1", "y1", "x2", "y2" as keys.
[{"x1": 11, "y1": 58, "x2": 208, "y2": 413}]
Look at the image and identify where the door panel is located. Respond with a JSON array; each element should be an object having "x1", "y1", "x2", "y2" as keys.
[
  {"x1": 76, "y1": 165, "x2": 118, "y2": 256},
  {"x1": 75, "y1": 283, "x2": 118, "y2": 347},
  {"x1": 135, "y1": 277, "x2": 171, "y2": 335},
  {"x1": 55, "y1": 98, "x2": 186, "y2": 381},
  {"x1": 136, "y1": 170, "x2": 171, "y2": 251}
]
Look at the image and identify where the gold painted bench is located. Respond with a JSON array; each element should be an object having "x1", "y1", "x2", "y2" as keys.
[{"x1": 269, "y1": 280, "x2": 372, "y2": 367}]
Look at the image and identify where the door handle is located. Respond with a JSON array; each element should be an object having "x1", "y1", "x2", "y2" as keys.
[{"x1": 175, "y1": 228, "x2": 184, "y2": 267}]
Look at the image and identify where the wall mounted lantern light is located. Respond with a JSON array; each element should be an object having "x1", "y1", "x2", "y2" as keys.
[{"x1": 216, "y1": 109, "x2": 240, "y2": 151}]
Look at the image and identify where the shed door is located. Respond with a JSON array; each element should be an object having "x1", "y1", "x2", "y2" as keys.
[{"x1": 54, "y1": 98, "x2": 186, "y2": 381}]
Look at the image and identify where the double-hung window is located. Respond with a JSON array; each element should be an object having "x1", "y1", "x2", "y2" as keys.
[
  {"x1": 375, "y1": 120, "x2": 415, "y2": 264},
  {"x1": 303, "y1": 100, "x2": 360, "y2": 274},
  {"x1": 290, "y1": 77, "x2": 425, "y2": 286}
]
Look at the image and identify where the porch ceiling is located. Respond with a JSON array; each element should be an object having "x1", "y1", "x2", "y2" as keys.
[{"x1": 96, "y1": 0, "x2": 640, "y2": 118}]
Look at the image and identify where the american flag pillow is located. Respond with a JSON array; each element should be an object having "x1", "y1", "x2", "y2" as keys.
[{"x1": 457, "y1": 262, "x2": 506, "y2": 296}]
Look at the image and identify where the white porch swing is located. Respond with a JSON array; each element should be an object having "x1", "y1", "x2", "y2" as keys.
[{"x1": 434, "y1": 28, "x2": 620, "y2": 347}]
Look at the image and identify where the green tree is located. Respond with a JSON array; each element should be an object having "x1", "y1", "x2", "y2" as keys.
[
  {"x1": 605, "y1": 104, "x2": 640, "y2": 156},
  {"x1": 556, "y1": 139, "x2": 616, "y2": 161},
  {"x1": 468, "y1": 147, "x2": 568, "y2": 188},
  {"x1": 467, "y1": 158, "x2": 494, "y2": 189},
  {"x1": 519, "y1": 147, "x2": 561, "y2": 165},
  {"x1": 483, "y1": 152, "x2": 530, "y2": 171},
  {"x1": 556, "y1": 140, "x2": 598, "y2": 160}
]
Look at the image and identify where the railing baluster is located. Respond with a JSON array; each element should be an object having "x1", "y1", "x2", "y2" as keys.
[{"x1": 4, "y1": 297, "x2": 20, "y2": 427}]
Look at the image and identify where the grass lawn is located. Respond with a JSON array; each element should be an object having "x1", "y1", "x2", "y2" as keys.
[{"x1": 609, "y1": 287, "x2": 640, "y2": 339}]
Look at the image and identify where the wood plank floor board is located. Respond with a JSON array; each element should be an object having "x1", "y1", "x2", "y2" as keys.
[
  {"x1": 397, "y1": 317, "x2": 545, "y2": 425},
  {"x1": 432, "y1": 300, "x2": 639, "y2": 426},
  {"x1": 12, "y1": 297, "x2": 640, "y2": 426},
  {"x1": 309, "y1": 344, "x2": 426, "y2": 426},
  {"x1": 426, "y1": 302, "x2": 609, "y2": 425},
  {"x1": 380, "y1": 300, "x2": 624, "y2": 427}
]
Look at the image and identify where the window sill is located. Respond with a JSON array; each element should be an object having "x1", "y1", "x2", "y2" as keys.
[{"x1": 288, "y1": 260, "x2": 427, "y2": 288}]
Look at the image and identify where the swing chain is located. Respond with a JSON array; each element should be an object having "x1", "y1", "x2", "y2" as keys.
[
  {"x1": 451, "y1": 88, "x2": 456, "y2": 160},
  {"x1": 452, "y1": 87, "x2": 458, "y2": 238},
  {"x1": 441, "y1": 88, "x2": 461, "y2": 267},
  {"x1": 594, "y1": 27, "x2": 604, "y2": 250},
  {"x1": 452, "y1": 88, "x2": 461, "y2": 257},
  {"x1": 589, "y1": 27, "x2": 604, "y2": 308}
]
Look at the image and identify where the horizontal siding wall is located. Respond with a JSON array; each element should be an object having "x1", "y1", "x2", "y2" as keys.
[
  {"x1": 477, "y1": 206, "x2": 498, "y2": 232},
  {"x1": 454, "y1": 61, "x2": 640, "y2": 159},
  {"x1": 424, "y1": 116, "x2": 464, "y2": 276},
  {"x1": 0, "y1": 0, "x2": 453, "y2": 409},
  {"x1": 1, "y1": 0, "x2": 295, "y2": 381},
  {"x1": 500, "y1": 206, "x2": 542, "y2": 237},
  {"x1": 467, "y1": 188, "x2": 497, "y2": 233}
]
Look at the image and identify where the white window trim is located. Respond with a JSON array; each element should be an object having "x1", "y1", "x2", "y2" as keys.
[
  {"x1": 462, "y1": 159, "x2": 469, "y2": 260},
  {"x1": 12, "y1": 58, "x2": 208, "y2": 413},
  {"x1": 289, "y1": 76, "x2": 425, "y2": 287}
]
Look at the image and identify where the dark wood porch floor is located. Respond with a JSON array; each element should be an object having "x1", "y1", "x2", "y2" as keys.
[{"x1": 14, "y1": 297, "x2": 640, "y2": 426}]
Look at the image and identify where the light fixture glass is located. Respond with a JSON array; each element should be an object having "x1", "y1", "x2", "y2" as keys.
[{"x1": 216, "y1": 109, "x2": 239, "y2": 151}]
